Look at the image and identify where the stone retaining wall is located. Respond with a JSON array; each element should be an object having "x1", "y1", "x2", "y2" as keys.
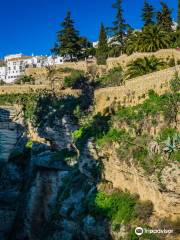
[
  {"x1": 0, "y1": 84, "x2": 82, "y2": 97},
  {"x1": 94, "y1": 65, "x2": 180, "y2": 113},
  {"x1": 107, "y1": 49, "x2": 180, "y2": 69},
  {"x1": 0, "y1": 85, "x2": 50, "y2": 95}
]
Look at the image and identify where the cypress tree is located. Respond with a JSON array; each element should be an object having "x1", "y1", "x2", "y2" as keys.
[
  {"x1": 96, "y1": 23, "x2": 108, "y2": 65},
  {"x1": 110, "y1": 0, "x2": 127, "y2": 45},
  {"x1": 141, "y1": 0, "x2": 154, "y2": 27},
  {"x1": 52, "y1": 11, "x2": 81, "y2": 60},
  {"x1": 157, "y1": 1, "x2": 173, "y2": 32},
  {"x1": 177, "y1": 0, "x2": 180, "y2": 30}
]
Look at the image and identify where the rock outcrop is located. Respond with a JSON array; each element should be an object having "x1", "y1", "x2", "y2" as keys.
[
  {"x1": 102, "y1": 150, "x2": 180, "y2": 220},
  {"x1": 0, "y1": 88, "x2": 179, "y2": 240}
]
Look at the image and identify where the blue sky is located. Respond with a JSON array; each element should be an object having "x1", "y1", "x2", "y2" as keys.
[{"x1": 0, "y1": 0, "x2": 178, "y2": 58}]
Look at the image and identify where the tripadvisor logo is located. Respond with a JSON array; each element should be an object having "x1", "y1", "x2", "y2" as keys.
[
  {"x1": 135, "y1": 226, "x2": 173, "y2": 236},
  {"x1": 135, "y1": 227, "x2": 144, "y2": 236}
]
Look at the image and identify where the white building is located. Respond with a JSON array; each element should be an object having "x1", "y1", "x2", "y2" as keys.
[
  {"x1": 0, "y1": 66, "x2": 6, "y2": 82},
  {"x1": 4, "y1": 53, "x2": 23, "y2": 61},
  {"x1": 6, "y1": 56, "x2": 33, "y2": 83},
  {"x1": 0, "y1": 54, "x2": 64, "y2": 83},
  {"x1": 93, "y1": 36, "x2": 120, "y2": 48},
  {"x1": 40, "y1": 56, "x2": 64, "y2": 67}
]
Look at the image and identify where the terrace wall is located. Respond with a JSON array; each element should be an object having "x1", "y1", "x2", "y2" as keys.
[{"x1": 94, "y1": 65, "x2": 179, "y2": 113}]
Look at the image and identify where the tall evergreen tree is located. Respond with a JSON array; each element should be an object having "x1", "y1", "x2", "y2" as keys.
[
  {"x1": 52, "y1": 11, "x2": 81, "y2": 60},
  {"x1": 157, "y1": 1, "x2": 173, "y2": 32},
  {"x1": 141, "y1": 0, "x2": 154, "y2": 27},
  {"x1": 177, "y1": 0, "x2": 180, "y2": 30},
  {"x1": 96, "y1": 23, "x2": 108, "y2": 65},
  {"x1": 110, "y1": 0, "x2": 127, "y2": 45}
]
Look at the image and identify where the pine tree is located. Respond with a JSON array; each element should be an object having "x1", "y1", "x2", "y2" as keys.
[
  {"x1": 52, "y1": 11, "x2": 81, "y2": 60},
  {"x1": 157, "y1": 1, "x2": 173, "y2": 32},
  {"x1": 96, "y1": 23, "x2": 108, "y2": 65},
  {"x1": 110, "y1": 0, "x2": 127, "y2": 45},
  {"x1": 177, "y1": 0, "x2": 180, "y2": 30},
  {"x1": 141, "y1": 0, "x2": 154, "y2": 27}
]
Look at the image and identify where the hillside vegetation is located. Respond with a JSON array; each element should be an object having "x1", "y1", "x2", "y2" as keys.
[{"x1": 0, "y1": 68, "x2": 179, "y2": 239}]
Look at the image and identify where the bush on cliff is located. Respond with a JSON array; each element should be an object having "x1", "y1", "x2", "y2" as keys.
[
  {"x1": 15, "y1": 75, "x2": 35, "y2": 85},
  {"x1": 0, "y1": 93, "x2": 38, "y2": 121},
  {"x1": 96, "y1": 65, "x2": 124, "y2": 87},
  {"x1": 87, "y1": 190, "x2": 153, "y2": 226},
  {"x1": 96, "y1": 90, "x2": 180, "y2": 173},
  {"x1": 125, "y1": 56, "x2": 167, "y2": 79},
  {"x1": 63, "y1": 70, "x2": 86, "y2": 88},
  {"x1": 94, "y1": 191, "x2": 136, "y2": 224}
]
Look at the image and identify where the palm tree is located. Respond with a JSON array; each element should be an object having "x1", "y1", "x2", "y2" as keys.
[
  {"x1": 125, "y1": 56, "x2": 167, "y2": 79},
  {"x1": 139, "y1": 25, "x2": 171, "y2": 52},
  {"x1": 125, "y1": 31, "x2": 142, "y2": 55},
  {"x1": 171, "y1": 31, "x2": 180, "y2": 48},
  {"x1": 125, "y1": 25, "x2": 171, "y2": 54}
]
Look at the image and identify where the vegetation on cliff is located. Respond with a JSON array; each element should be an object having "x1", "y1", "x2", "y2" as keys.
[
  {"x1": 125, "y1": 56, "x2": 167, "y2": 79},
  {"x1": 1, "y1": 73, "x2": 179, "y2": 239},
  {"x1": 96, "y1": 89, "x2": 180, "y2": 173}
]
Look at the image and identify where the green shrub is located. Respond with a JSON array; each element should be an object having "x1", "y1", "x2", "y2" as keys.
[
  {"x1": 25, "y1": 139, "x2": 33, "y2": 149},
  {"x1": 0, "y1": 80, "x2": 6, "y2": 85},
  {"x1": 64, "y1": 70, "x2": 85, "y2": 88},
  {"x1": 170, "y1": 72, "x2": 180, "y2": 93},
  {"x1": 170, "y1": 151, "x2": 180, "y2": 163},
  {"x1": 97, "y1": 66, "x2": 124, "y2": 87},
  {"x1": 158, "y1": 128, "x2": 178, "y2": 142},
  {"x1": 73, "y1": 114, "x2": 110, "y2": 151},
  {"x1": 0, "y1": 92, "x2": 38, "y2": 121},
  {"x1": 133, "y1": 148, "x2": 148, "y2": 162},
  {"x1": 94, "y1": 191, "x2": 137, "y2": 224},
  {"x1": 125, "y1": 56, "x2": 167, "y2": 79},
  {"x1": 15, "y1": 75, "x2": 35, "y2": 85},
  {"x1": 72, "y1": 127, "x2": 85, "y2": 141},
  {"x1": 96, "y1": 128, "x2": 131, "y2": 146}
]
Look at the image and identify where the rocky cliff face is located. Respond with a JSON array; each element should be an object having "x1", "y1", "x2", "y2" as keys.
[
  {"x1": 0, "y1": 105, "x2": 22, "y2": 162},
  {"x1": 102, "y1": 149, "x2": 180, "y2": 220},
  {"x1": 0, "y1": 105, "x2": 25, "y2": 239},
  {"x1": 0, "y1": 104, "x2": 109, "y2": 240},
  {"x1": 0, "y1": 90, "x2": 179, "y2": 240}
]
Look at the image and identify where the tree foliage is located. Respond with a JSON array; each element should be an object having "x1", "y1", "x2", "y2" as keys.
[
  {"x1": 141, "y1": 0, "x2": 155, "y2": 27},
  {"x1": 110, "y1": 0, "x2": 127, "y2": 46},
  {"x1": 178, "y1": 0, "x2": 180, "y2": 31},
  {"x1": 63, "y1": 70, "x2": 86, "y2": 89},
  {"x1": 125, "y1": 56, "x2": 167, "y2": 79},
  {"x1": 96, "y1": 23, "x2": 108, "y2": 65},
  {"x1": 52, "y1": 11, "x2": 91, "y2": 60},
  {"x1": 125, "y1": 25, "x2": 171, "y2": 54},
  {"x1": 157, "y1": 1, "x2": 173, "y2": 32}
]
